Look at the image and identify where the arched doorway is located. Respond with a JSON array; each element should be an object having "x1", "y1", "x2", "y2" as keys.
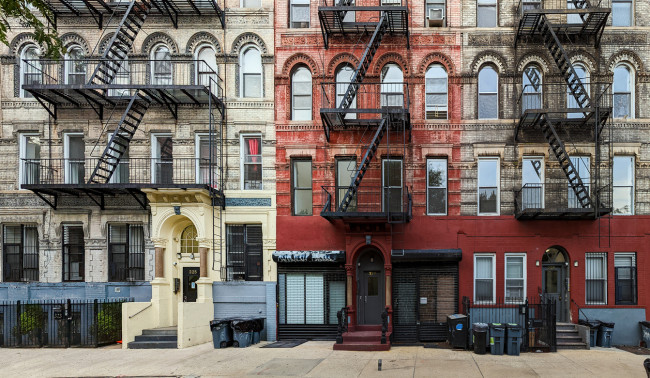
[
  {"x1": 356, "y1": 248, "x2": 385, "y2": 324},
  {"x1": 179, "y1": 224, "x2": 200, "y2": 303},
  {"x1": 542, "y1": 246, "x2": 570, "y2": 322}
]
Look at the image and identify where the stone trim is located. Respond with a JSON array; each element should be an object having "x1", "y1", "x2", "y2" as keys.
[
  {"x1": 60, "y1": 33, "x2": 91, "y2": 55},
  {"x1": 230, "y1": 32, "x2": 268, "y2": 54},
  {"x1": 417, "y1": 52, "x2": 456, "y2": 76},
  {"x1": 141, "y1": 32, "x2": 179, "y2": 55},
  {"x1": 185, "y1": 31, "x2": 222, "y2": 54}
]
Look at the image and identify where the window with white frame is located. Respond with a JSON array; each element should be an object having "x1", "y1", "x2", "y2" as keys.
[
  {"x1": 382, "y1": 159, "x2": 403, "y2": 213},
  {"x1": 585, "y1": 252, "x2": 607, "y2": 305},
  {"x1": 64, "y1": 45, "x2": 86, "y2": 85},
  {"x1": 612, "y1": 0, "x2": 632, "y2": 26},
  {"x1": 64, "y1": 133, "x2": 85, "y2": 184},
  {"x1": 241, "y1": 46, "x2": 262, "y2": 98},
  {"x1": 474, "y1": 254, "x2": 495, "y2": 303},
  {"x1": 291, "y1": 66, "x2": 312, "y2": 121},
  {"x1": 614, "y1": 253, "x2": 636, "y2": 305},
  {"x1": 521, "y1": 157, "x2": 543, "y2": 210},
  {"x1": 477, "y1": 0, "x2": 497, "y2": 27},
  {"x1": 336, "y1": 64, "x2": 356, "y2": 119},
  {"x1": 567, "y1": 63, "x2": 589, "y2": 118},
  {"x1": 151, "y1": 134, "x2": 173, "y2": 184},
  {"x1": 425, "y1": 64, "x2": 448, "y2": 119},
  {"x1": 568, "y1": 156, "x2": 589, "y2": 208},
  {"x1": 613, "y1": 64, "x2": 633, "y2": 119},
  {"x1": 427, "y1": 158, "x2": 447, "y2": 215},
  {"x1": 290, "y1": 0, "x2": 310, "y2": 28},
  {"x1": 336, "y1": 158, "x2": 357, "y2": 211},
  {"x1": 380, "y1": 64, "x2": 404, "y2": 108},
  {"x1": 196, "y1": 45, "x2": 219, "y2": 96},
  {"x1": 151, "y1": 44, "x2": 172, "y2": 85},
  {"x1": 613, "y1": 156, "x2": 634, "y2": 215},
  {"x1": 522, "y1": 65, "x2": 542, "y2": 113},
  {"x1": 426, "y1": 0, "x2": 445, "y2": 27},
  {"x1": 241, "y1": 135, "x2": 262, "y2": 190},
  {"x1": 241, "y1": 0, "x2": 261, "y2": 7},
  {"x1": 566, "y1": 0, "x2": 582, "y2": 24},
  {"x1": 196, "y1": 134, "x2": 218, "y2": 186},
  {"x1": 19, "y1": 133, "x2": 41, "y2": 187},
  {"x1": 478, "y1": 157, "x2": 499, "y2": 215},
  {"x1": 20, "y1": 44, "x2": 41, "y2": 98},
  {"x1": 292, "y1": 159, "x2": 312, "y2": 215},
  {"x1": 478, "y1": 66, "x2": 498, "y2": 119},
  {"x1": 342, "y1": 0, "x2": 355, "y2": 22},
  {"x1": 505, "y1": 253, "x2": 526, "y2": 303}
]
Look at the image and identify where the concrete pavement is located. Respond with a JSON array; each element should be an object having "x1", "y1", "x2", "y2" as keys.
[{"x1": 0, "y1": 341, "x2": 648, "y2": 377}]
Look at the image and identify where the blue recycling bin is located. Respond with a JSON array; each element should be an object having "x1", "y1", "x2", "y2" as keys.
[
  {"x1": 597, "y1": 322, "x2": 615, "y2": 348},
  {"x1": 489, "y1": 323, "x2": 506, "y2": 355},
  {"x1": 506, "y1": 323, "x2": 522, "y2": 356}
]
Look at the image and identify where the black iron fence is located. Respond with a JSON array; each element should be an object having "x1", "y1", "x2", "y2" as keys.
[
  {"x1": 462, "y1": 296, "x2": 557, "y2": 352},
  {"x1": 320, "y1": 81, "x2": 410, "y2": 113},
  {"x1": 0, "y1": 298, "x2": 132, "y2": 348},
  {"x1": 321, "y1": 185, "x2": 412, "y2": 220}
]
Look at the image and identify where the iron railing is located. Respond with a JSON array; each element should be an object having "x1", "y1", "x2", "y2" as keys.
[
  {"x1": 335, "y1": 306, "x2": 349, "y2": 344},
  {"x1": 321, "y1": 185, "x2": 412, "y2": 219},
  {"x1": 320, "y1": 81, "x2": 410, "y2": 114},
  {"x1": 514, "y1": 183, "x2": 611, "y2": 215},
  {"x1": 0, "y1": 298, "x2": 132, "y2": 348},
  {"x1": 517, "y1": 82, "x2": 612, "y2": 118},
  {"x1": 516, "y1": 0, "x2": 611, "y2": 18},
  {"x1": 319, "y1": 0, "x2": 407, "y2": 6}
]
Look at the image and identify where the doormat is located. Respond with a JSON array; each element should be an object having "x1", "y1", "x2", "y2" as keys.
[{"x1": 261, "y1": 339, "x2": 308, "y2": 348}]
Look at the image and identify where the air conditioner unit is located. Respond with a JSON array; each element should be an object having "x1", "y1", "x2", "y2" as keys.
[
  {"x1": 428, "y1": 8, "x2": 444, "y2": 27},
  {"x1": 381, "y1": 0, "x2": 401, "y2": 5}
]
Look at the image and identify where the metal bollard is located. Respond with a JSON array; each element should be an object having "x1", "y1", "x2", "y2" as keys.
[
  {"x1": 643, "y1": 358, "x2": 650, "y2": 378},
  {"x1": 378, "y1": 359, "x2": 382, "y2": 371}
]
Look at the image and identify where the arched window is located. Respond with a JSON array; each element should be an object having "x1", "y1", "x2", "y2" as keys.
[
  {"x1": 381, "y1": 63, "x2": 403, "y2": 108},
  {"x1": 241, "y1": 46, "x2": 262, "y2": 98},
  {"x1": 196, "y1": 45, "x2": 219, "y2": 96},
  {"x1": 425, "y1": 63, "x2": 448, "y2": 119},
  {"x1": 151, "y1": 44, "x2": 172, "y2": 85},
  {"x1": 20, "y1": 44, "x2": 41, "y2": 98},
  {"x1": 478, "y1": 65, "x2": 498, "y2": 119},
  {"x1": 336, "y1": 64, "x2": 356, "y2": 119},
  {"x1": 522, "y1": 64, "x2": 542, "y2": 113},
  {"x1": 291, "y1": 66, "x2": 312, "y2": 121},
  {"x1": 65, "y1": 45, "x2": 86, "y2": 85},
  {"x1": 567, "y1": 63, "x2": 589, "y2": 118},
  {"x1": 613, "y1": 64, "x2": 633, "y2": 119},
  {"x1": 180, "y1": 225, "x2": 199, "y2": 255}
]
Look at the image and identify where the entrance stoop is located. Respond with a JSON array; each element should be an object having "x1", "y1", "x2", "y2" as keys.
[{"x1": 333, "y1": 325, "x2": 391, "y2": 351}]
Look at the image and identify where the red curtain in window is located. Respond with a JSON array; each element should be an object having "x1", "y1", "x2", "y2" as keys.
[{"x1": 248, "y1": 138, "x2": 260, "y2": 171}]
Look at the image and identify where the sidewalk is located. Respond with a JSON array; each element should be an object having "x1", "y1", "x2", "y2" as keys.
[{"x1": 1, "y1": 341, "x2": 647, "y2": 377}]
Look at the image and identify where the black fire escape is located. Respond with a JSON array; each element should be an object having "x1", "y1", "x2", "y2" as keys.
[
  {"x1": 318, "y1": 0, "x2": 411, "y2": 223},
  {"x1": 514, "y1": 0, "x2": 612, "y2": 219},
  {"x1": 20, "y1": 0, "x2": 226, "y2": 210}
]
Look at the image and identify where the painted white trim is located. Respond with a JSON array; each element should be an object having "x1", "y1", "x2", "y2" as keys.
[
  {"x1": 240, "y1": 133, "x2": 263, "y2": 190},
  {"x1": 504, "y1": 253, "x2": 527, "y2": 304},
  {"x1": 474, "y1": 253, "x2": 496, "y2": 304},
  {"x1": 64, "y1": 133, "x2": 84, "y2": 184},
  {"x1": 151, "y1": 133, "x2": 172, "y2": 184},
  {"x1": 426, "y1": 157, "x2": 447, "y2": 215},
  {"x1": 477, "y1": 157, "x2": 500, "y2": 216}
]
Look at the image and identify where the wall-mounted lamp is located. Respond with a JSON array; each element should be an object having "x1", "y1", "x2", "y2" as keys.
[
  {"x1": 172, "y1": 262, "x2": 177, "y2": 266},
  {"x1": 574, "y1": 260, "x2": 579, "y2": 267},
  {"x1": 174, "y1": 206, "x2": 181, "y2": 215},
  {"x1": 190, "y1": 253, "x2": 195, "y2": 260},
  {"x1": 535, "y1": 260, "x2": 540, "y2": 267},
  {"x1": 176, "y1": 252, "x2": 182, "y2": 259}
]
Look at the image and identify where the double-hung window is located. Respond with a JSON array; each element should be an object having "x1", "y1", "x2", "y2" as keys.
[
  {"x1": 474, "y1": 254, "x2": 495, "y2": 303},
  {"x1": 382, "y1": 159, "x2": 403, "y2": 213},
  {"x1": 64, "y1": 133, "x2": 85, "y2": 184},
  {"x1": 152, "y1": 45, "x2": 172, "y2": 85},
  {"x1": 290, "y1": 0, "x2": 310, "y2": 28},
  {"x1": 505, "y1": 254, "x2": 526, "y2": 303},
  {"x1": 614, "y1": 253, "x2": 636, "y2": 305},
  {"x1": 478, "y1": 157, "x2": 499, "y2": 215},
  {"x1": 226, "y1": 225, "x2": 263, "y2": 281},
  {"x1": 241, "y1": 135, "x2": 262, "y2": 190},
  {"x1": 2, "y1": 225, "x2": 39, "y2": 282},
  {"x1": 426, "y1": 158, "x2": 447, "y2": 215},
  {"x1": 613, "y1": 64, "x2": 633, "y2": 119},
  {"x1": 585, "y1": 253, "x2": 607, "y2": 305},
  {"x1": 63, "y1": 225, "x2": 85, "y2": 282},
  {"x1": 64, "y1": 46, "x2": 86, "y2": 85},
  {"x1": 19, "y1": 133, "x2": 41, "y2": 187},
  {"x1": 20, "y1": 45, "x2": 41, "y2": 98},
  {"x1": 196, "y1": 134, "x2": 218, "y2": 186},
  {"x1": 477, "y1": 0, "x2": 497, "y2": 27},
  {"x1": 292, "y1": 159, "x2": 312, "y2": 216},
  {"x1": 568, "y1": 156, "x2": 589, "y2": 208},
  {"x1": 613, "y1": 156, "x2": 634, "y2": 215},
  {"x1": 291, "y1": 67, "x2": 312, "y2": 121},
  {"x1": 612, "y1": 0, "x2": 632, "y2": 27},
  {"x1": 241, "y1": 46, "x2": 263, "y2": 98},
  {"x1": 521, "y1": 157, "x2": 543, "y2": 210},
  {"x1": 336, "y1": 158, "x2": 357, "y2": 211},
  {"x1": 108, "y1": 224, "x2": 145, "y2": 282},
  {"x1": 241, "y1": 0, "x2": 261, "y2": 7},
  {"x1": 152, "y1": 134, "x2": 173, "y2": 184},
  {"x1": 478, "y1": 66, "x2": 498, "y2": 119},
  {"x1": 425, "y1": 64, "x2": 448, "y2": 119}
]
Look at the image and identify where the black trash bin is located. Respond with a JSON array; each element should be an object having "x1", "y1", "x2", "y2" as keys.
[
  {"x1": 506, "y1": 323, "x2": 523, "y2": 356},
  {"x1": 231, "y1": 318, "x2": 255, "y2": 348},
  {"x1": 640, "y1": 321, "x2": 650, "y2": 348},
  {"x1": 597, "y1": 321, "x2": 615, "y2": 348},
  {"x1": 489, "y1": 323, "x2": 506, "y2": 355},
  {"x1": 209, "y1": 318, "x2": 233, "y2": 349},
  {"x1": 472, "y1": 323, "x2": 489, "y2": 355},
  {"x1": 579, "y1": 319, "x2": 601, "y2": 347},
  {"x1": 447, "y1": 314, "x2": 469, "y2": 349}
]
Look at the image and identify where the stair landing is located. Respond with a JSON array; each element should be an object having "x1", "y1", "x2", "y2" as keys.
[{"x1": 333, "y1": 325, "x2": 391, "y2": 351}]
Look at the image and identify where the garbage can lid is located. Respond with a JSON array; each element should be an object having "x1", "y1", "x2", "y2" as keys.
[
  {"x1": 599, "y1": 321, "x2": 615, "y2": 328},
  {"x1": 506, "y1": 323, "x2": 520, "y2": 328},
  {"x1": 639, "y1": 321, "x2": 650, "y2": 327},
  {"x1": 472, "y1": 322, "x2": 489, "y2": 330},
  {"x1": 489, "y1": 322, "x2": 505, "y2": 328}
]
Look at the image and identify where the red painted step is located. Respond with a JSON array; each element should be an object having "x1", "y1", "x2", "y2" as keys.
[
  {"x1": 342, "y1": 331, "x2": 382, "y2": 343},
  {"x1": 354, "y1": 325, "x2": 382, "y2": 332},
  {"x1": 333, "y1": 341, "x2": 390, "y2": 351},
  {"x1": 333, "y1": 329, "x2": 391, "y2": 351}
]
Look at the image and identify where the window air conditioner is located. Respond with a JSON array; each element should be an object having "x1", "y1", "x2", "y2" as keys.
[{"x1": 428, "y1": 8, "x2": 444, "y2": 27}]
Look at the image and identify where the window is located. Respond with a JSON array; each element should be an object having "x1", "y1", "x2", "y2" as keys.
[
  {"x1": 151, "y1": 44, "x2": 172, "y2": 85},
  {"x1": 478, "y1": 66, "x2": 498, "y2": 119},
  {"x1": 567, "y1": 63, "x2": 589, "y2": 118},
  {"x1": 63, "y1": 225, "x2": 84, "y2": 282},
  {"x1": 241, "y1": 0, "x2": 261, "y2": 7},
  {"x1": 382, "y1": 159, "x2": 403, "y2": 212},
  {"x1": 108, "y1": 44, "x2": 129, "y2": 97},
  {"x1": 3, "y1": 225, "x2": 38, "y2": 282},
  {"x1": 64, "y1": 133, "x2": 85, "y2": 184},
  {"x1": 241, "y1": 46, "x2": 262, "y2": 97},
  {"x1": 522, "y1": 65, "x2": 542, "y2": 113},
  {"x1": 290, "y1": 0, "x2": 310, "y2": 28},
  {"x1": 196, "y1": 45, "x2": 219, "y2": 96},
  {"x1": 425, "y1": 64, "x2": 448, "y2": 119},
  {"x1": 196, "y1": 134, "x2": 218, "y2": 185},
  {"x1": 292, "y1": 159, "x2": 312, "y2": 216},
  {"x1": 108, "y1": 129, "x2": 130, "y2": 184},
  {"x1": 180, "y1": 225, "x2": 198, "y2": 255},
  {"x1": 613, "y1": 64, "x2": 633, "y2": 119},
  {"x1": 342, "y1": 0, "x2": 355, "y2": 22},
  {"x1": 278, "y1": 271, "x2": 346, "y2": 325},
  {"x1": 613, "y1": 156, "x2": 634, "y2": 215},
  {"x1": 336, "y1": 158, "x2": 357, "y2": 211},
  {"x1": 380, "y1": 64, "x2": 403, "y2": 108},
  {"x1": 20, "y1": 44, "x2": 41, "y2": 98},
  {"x1": 566, "y1": 0, "x2": 582, "y2": 24},
  {"x1": 426, "y1": 0, "x2": 445, "y2": 26},
  {"x1": 477, "y1": 0, "x2": 497, "y2": 27},
  {"x1": 151, "y1": 134, "x2": 173, "y2": 184},
  {"x1": 291, "y1": 67, "x2": 312, "y2": 121},
  {"x1": 478, "y1": 157, "x2": 499, "y2": 215},
  {"x1": 474, "y1": 254, "x2": 495, "y2": 303},
  {"x1": 614, "y1": 253, "x2": 636, "y2": 305},
  {"x1": 336, "y1": 64, "x2": 356, "y2": 119},
  {"x1": 226, "y1": 224, "x2": 262, "y2": 281},
  {"x1": 505, "y1": 254, "x2": 526, "y2": 303},
  {"x1": 521, "y1": 157, "x2": 543, "y2": 210},
  {"x1": 585, "y1": 253, "x2": 607, "y2": 305},
  {"x1": 19, "y1": 133, "x2": 41, "y2": 187},
  {"x1": 522, "y1": 0, "x2": 540, "y2": 11},
  {"x1": 612, "y1": 0, "x2": 632, "y2": 26},
  {"x1": 427, "y1": 158, "x2": 447, "y2": 215},
  {"x1": 108, "y1": 224, "x2": 144, "y2": 282},
  {"x1": 568, "y1": 156, "x2": 589, "y2": 208},
  {"x1": 241, "y1": 135, "x2": 262, "y2": 190},
  {"x1": 64, "y1": 45, "x2": 86, "y2": 85}
]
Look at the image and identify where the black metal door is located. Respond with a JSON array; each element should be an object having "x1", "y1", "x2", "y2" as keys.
[
  {"x1": 542, "y1": 264, "x2": 568, "y2": 322},
  {"x1": 182, "y1": 267, "x2": 199, "y2": 302},
  {"x1": 357, "y1": 250, "x2": 384, "y2": 325}
]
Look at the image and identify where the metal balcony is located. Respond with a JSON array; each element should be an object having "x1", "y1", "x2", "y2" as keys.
[
  {"x1": 320, "y1": 185, "x2": 412, "y2": 223},
  {"x1": 514, "y1": 183, "x2": 611, "y2": 220}
]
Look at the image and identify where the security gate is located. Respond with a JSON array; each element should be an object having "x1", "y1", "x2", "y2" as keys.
[{"x1": 392, "y1": 263, "x2": 458, "y2": 343}]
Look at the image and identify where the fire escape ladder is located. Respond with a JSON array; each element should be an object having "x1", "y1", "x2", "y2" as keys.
[
  {"x1": 88, "y1": 91, "x2": 151, "y2": 184},
  {"x1": 537, "y1": 17, "x2": 591, "y2": 109},
  {"x1": 89, "y1": 0, "x2": 152, "y2": 86},
  {"x1": 523, "y1": 66, "x2": 541, "y2": 92},
  {"x1": 539, "y1": 115, "x2": 593, "y2": 209},
  {"x1": 337, "y1": 117, "x2": 388, "y2": 213}
]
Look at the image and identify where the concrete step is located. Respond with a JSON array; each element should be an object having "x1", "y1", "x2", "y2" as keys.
[
  {"x1": 128, "y1": 340, "x2": 177, "y2": 349},
  {"x1": 556, "y1": 341, "x2": 589, "y2": 350},
  {"x1": 333, "y1": 341, "x2": 390, "y2": 351},
  {"x1": 342, "y1": 331, "x2": 383, "y2": 343},
  {"x1": 142, "y1": 327, "x2": 178, "y2": 336},
  {"x1": 557, "y1": 335, "x2": 583, "y2": 343},
  {"x1": 134, "y1": 335, "x2": 177, "y2": 342}
]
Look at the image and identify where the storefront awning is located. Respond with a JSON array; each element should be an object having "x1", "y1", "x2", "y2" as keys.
[
  {"x1": 391, "y1": 249, "x2": 462, "y2": 262},
  {"x1": 272, "y1": 250, "x2": 346, "y2": 264}
]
